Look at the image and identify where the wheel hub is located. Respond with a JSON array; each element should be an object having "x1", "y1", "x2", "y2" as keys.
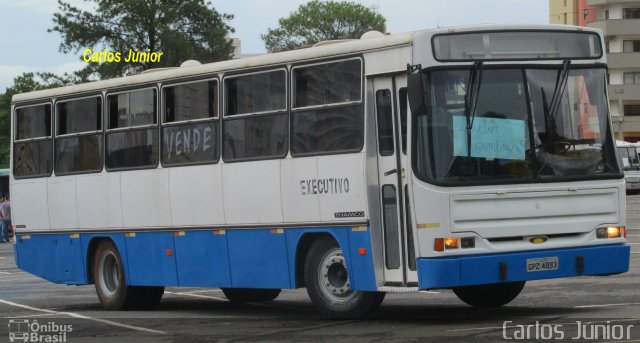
[
  {"x1": 99, "y1": 251, "x2": 120, "y2": 296},
  {"x1": 318, "y1": 249, "x2": 356, "y2": 302}
]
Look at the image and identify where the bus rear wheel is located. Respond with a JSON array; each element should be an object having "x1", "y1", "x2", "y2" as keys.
[
  {"x1": 452, "y1": 281, "x2": 525, "y2": 307},
  {"x1": 221, "y1": 288, "x2": 281, "y2": 303},
  {"x1": 93, "y1": 240, "x2": 164, "y2": 310},
  {"x1": 304, "y1": 237, "x2": 385, "y2": 318}
]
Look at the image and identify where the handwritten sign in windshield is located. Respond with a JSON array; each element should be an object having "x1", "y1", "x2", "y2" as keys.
[{"x1": 453, "y1": 116, "x2": 526, "y2": 160}]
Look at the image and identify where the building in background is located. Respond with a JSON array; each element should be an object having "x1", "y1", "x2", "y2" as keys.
[
  {"x1": 550, "y1": 0, "x2": 597, "y2": 25},
  {"x1": 550, "y1": 0, "x2": 640, "y2": 141}
]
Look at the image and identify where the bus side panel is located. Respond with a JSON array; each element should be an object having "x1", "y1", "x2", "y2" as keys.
[
  {"x1": 347, "y1": 228, "x2": 377, "y2": 291},
  {"x1": 227, "y1": 229, "x2": 291, "y2": 289},
  {"x1": 124, "y1": 232, "x2": 179, "y2": 286},
  {"x1": 15, "y1": 235, "x2": 59, "y2": 283},
  {"x1": 54, "y1": 235, "x2": 86, "y2": 284},
  {"x1": 15, "y1": 234, "x2": 85, "y2": 284},
  {"x1": 173, "y1": 230, "x2": 231, "y2": 287}
]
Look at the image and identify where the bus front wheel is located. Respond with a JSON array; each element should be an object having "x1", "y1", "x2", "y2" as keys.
[
  {"x1": 304, "y1": 237, "x2": 385, "y2": 318},
  {"x1": 452, "y1": 281, "x2": 525, "y2": 307},
  {"x1": 93, "y1": 240, "x2": 164, "y2": 310}
]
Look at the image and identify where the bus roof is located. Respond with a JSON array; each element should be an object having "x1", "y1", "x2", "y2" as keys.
[{"x1": 12, "y1": 24, "x2": 601, "y2": 104}]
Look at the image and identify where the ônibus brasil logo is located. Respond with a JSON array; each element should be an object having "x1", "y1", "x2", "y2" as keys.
[{"x1": 8, "y1": 319, "x2": 72, "y2": 342}]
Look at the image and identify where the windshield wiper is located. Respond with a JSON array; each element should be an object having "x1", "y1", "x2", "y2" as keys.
[
  {"x1": 548, "y1": 59, "x2": 571, "y2": 120},
  {"x1": 541, "y1": 59, "x2": 571, "y2": 153},
  {"x1": 464, "y1": 60, "x2": 483, "y2": 157}
]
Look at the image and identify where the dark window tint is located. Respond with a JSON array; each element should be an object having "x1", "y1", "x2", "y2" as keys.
[
  {"x1": 13, "y1": 140, "x2": 53, "y2": 178},
  {"x1": 57, "y1": 97, "x2": 101, "y2": 135},
  {"x1": 164, "y1": 81, "x2": 218, "y2": 122},
  {"x1": 108, "y1": 89, "x2": 157, "y2": 129},
  {"x1": 623, "y1": 8, "x2": 640, "y2": 19},
  {"x1": 623, "y1": 72, "x2": 640, "y2": 85},
  {"x1": 382, "y1": 185, "x2": 400, "y2": 269},
  {"x1": 163, "y1": 121, "x2": 219, "y2": 165},
  {"x1": 223, "y1": 115, "x2": 287, "y2": 160},
  {"x1": 106, "y1": 128, "x2": 158, "y2": 170},
  {"x1": 16, "y1": 104, "x2": 51, "y2": 140},
  {"x1": 376, "y1": 89, "x2": 394, "y2": 156},
  {"x1": 399, "y1": 88, "x2": 408, "y2": 154},
  {"x1": 225, "y1": 71, "x2": 286, "y2": 116},
  {"x1": 292, "y1": 105, "x2": 363, "y2": 155},
  {"x1": 623, "y1": 40, "x2": 640, "y2": 53},
  {"x1": 294, "y1": 60, "x2": 361, "y2": 107},
  {"x1": 625, "y1": 104, "x2": 640, "y2": 116},
  {"x1": 55, "y1": 135, "x2": 103, "y2": 174}
]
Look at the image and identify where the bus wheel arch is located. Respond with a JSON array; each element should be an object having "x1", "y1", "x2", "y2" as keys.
[
  {"x1": 303, "y1": 235, "x2": 385, "y2": 318},
  {"x1": 295, "y1": 232, "x2": 338, "y2": 288}
]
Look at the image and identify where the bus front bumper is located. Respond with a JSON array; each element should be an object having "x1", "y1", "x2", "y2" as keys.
[{"x1": 417, "y1": 244, "x2": 630, "y2": 289}]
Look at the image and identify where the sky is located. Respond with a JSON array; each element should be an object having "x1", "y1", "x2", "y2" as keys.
[{"x1": 0, "y1": 0, "x2": 549, "y2": 92}]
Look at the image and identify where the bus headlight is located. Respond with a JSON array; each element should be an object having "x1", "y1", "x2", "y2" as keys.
[
  {"x1": 596, "y1": 226, "x2": 624, "y2": 239},
  {"x1": 434, "y1": 237, "x2": 475, "y2": 251},
  {"x1": 444, "y1": 238, "x2": 458, "y2": 249}
]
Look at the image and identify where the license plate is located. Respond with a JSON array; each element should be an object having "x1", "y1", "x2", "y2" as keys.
[{"x1": 526, "y1": 257, "x2": 558, "y2": 272}]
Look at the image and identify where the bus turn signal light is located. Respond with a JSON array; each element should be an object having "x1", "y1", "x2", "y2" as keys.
[
  {"x1": 434, "y1": 238, "x2": 445, "y2": 252},
  {"x1": 596, "y1": 226, "x2": 623, "y2": 239}
]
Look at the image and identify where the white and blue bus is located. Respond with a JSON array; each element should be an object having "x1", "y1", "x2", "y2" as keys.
[{"x1": 10, "y1": 24, "x2": 630, "y2": 317}]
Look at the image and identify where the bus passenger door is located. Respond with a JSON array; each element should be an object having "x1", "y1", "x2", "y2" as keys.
[{"x1": 373, "y1": 76, "x2": 417, "y2": 286}]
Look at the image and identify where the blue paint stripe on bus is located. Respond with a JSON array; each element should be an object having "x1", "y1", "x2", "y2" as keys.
[
  {"x1": 417, "y1": 244, "x2": 631, "y2": 289},
  {"x1": 13, "y1": 226, "x2": 378, "y2": 291}
]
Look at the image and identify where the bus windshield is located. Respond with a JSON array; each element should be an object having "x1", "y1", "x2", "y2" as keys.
[{"x1": 414, "y1": 67, "x2": 620, "y2": 185}]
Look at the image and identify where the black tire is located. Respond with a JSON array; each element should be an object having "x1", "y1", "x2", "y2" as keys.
[
  {"x1": 93, "y1": 240, "x2": 164, "y2": 310},
  {"x1": 304, "y1": 236, "x2": 385, "y2": 318},
  {"x1": 221, "y1": 288, "x2": 281, "y2": 303},
  {"x1": 452, "y1": 281, "x2": 525, "y2": 307}
]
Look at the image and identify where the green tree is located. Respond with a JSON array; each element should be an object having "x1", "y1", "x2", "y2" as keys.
[
  {"x1": 0, "y1": 73, "x2": 64, "y2": 168},
  {"x1": 49, "y1": 0, "x2": 236, "y2": 79},
  {"x1": 262, "y1": 0, "x2": 386, "y2": 52}
]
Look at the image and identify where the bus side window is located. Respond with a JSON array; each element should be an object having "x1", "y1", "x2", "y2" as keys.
[
  {"x1": 162, "y1": 79, "x2": 220, "y2": 166},
  {"x1": 55, "y1": 96, "x2": 103, "y2": 175},
  {"x1": 291, "y1": 58, "x2": 363, "y2": 155},
  {"x1": 13, "y1": 104, "x2": 53, "y2": 178},
  {"x1": 222, "y1": 69, "x2": 288, "y2": 162},
  {"x1": 105, "y1": 88, "x2": 159, "y2": 170}
]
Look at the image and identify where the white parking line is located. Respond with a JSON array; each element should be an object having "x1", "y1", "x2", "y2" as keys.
[
  {"x1": 0, "y1": 271, "x2": 11, "y2": 275},
  {"x1": 0, "y1": 298, "x2": 167, "y2": 335},
  {"x1": 164, "y1": 291, "x2": 228, "y2": 302},
  {"x1": 574, "y1": 302, "x2": 640, "y2": 308}
]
